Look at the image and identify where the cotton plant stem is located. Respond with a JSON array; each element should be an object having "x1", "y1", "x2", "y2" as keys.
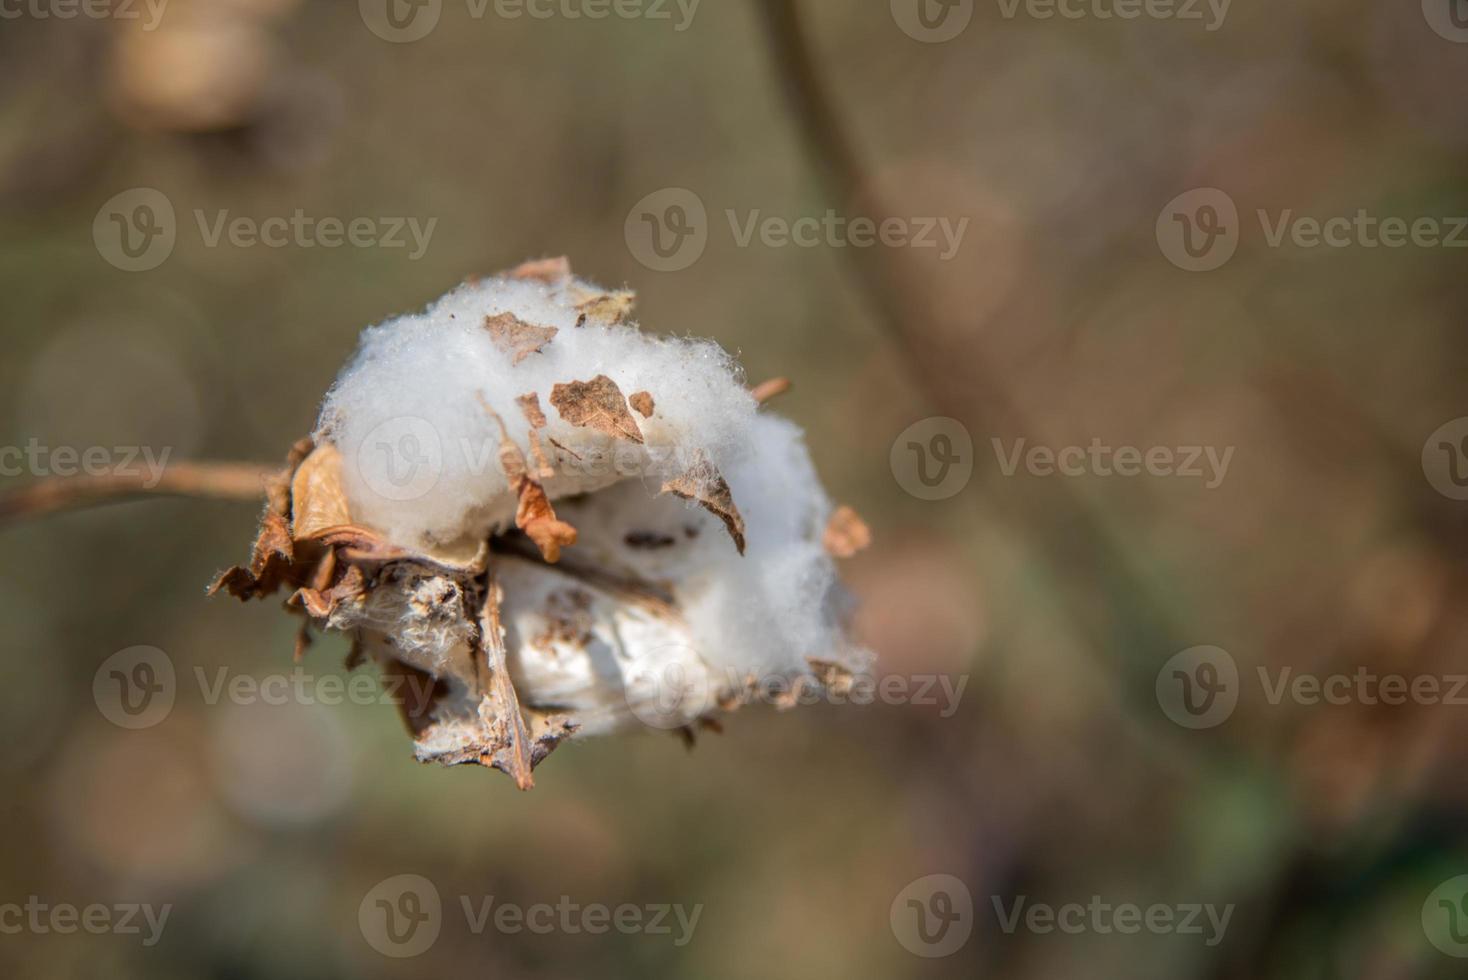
[
  {"x1": 752, "y1": 0, "x2": 1192, "y2": 661},
  {"x1": 0, "y1": 462, "x2": 280, "y2": 525}
]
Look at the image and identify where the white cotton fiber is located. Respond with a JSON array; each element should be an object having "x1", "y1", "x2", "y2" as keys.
[
  {"x1": 315, "y1": 275, "x2": 759, "y2": 553},
  {"x1": 311, "y1": 269, "x2": 869, "y2": 732}
]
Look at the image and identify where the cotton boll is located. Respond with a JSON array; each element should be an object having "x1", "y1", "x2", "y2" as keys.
[{"x1": 215, "y1": 260, "x2": 871, "y2": 786}]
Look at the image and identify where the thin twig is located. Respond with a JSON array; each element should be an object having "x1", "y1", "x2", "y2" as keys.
[
  {"x1": 750, "y1": 376, "x2": 792, "y2": 404},
  {"x1": 752, "y1": 2, "x2": 1190, "y2": 675},
  {"x1": 0, "y1": 462, "x2": 280, "y2": 525}
]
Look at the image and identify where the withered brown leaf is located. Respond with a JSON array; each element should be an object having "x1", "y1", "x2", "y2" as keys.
[
  {"x1": 550, "y1": 375, "x2": 644, "y2": 444},
  {"x1": 209, "y1": 510, "x2": 295, "y2": 599},
  {"x1": 629, "y1": 391, "x2": 655, "y2": 418},
  {"x1": 662, "y1": 454, "x2": 746, "y2": 555},
  {"x1": 485, "y1": 312, "x2": 558, "y2": 365}
]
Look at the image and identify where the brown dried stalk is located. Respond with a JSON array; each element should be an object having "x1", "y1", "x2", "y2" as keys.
[
  {"x1": 753, "y1": 0, "x2": 1189, "y2": 659},
  {"x1": 0, "y1": 462, "x2": 279, "y2": 525}
]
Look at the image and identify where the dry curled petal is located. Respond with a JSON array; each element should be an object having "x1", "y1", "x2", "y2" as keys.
[
  {"x1": 290, "y1": 443, "x2": 351, "y2": 539},
  {"x1": 550, "y1": 375, "x2": 644, "y2": 444}
]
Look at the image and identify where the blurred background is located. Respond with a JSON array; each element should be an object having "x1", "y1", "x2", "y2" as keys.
[{"x1": 3, "y1": 0, "x2": 1468, "y2": 976}]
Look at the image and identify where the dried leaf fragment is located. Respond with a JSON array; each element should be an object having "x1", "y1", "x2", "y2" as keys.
[
  {"x1": 509, "y1": 256, "x2": 572, "y2": 283},
  {"x1": 629, "y1": 391, "x2": 655, "y2": 418},
  {"x1": 516, "y1": 482, "x2": 577, "y2": 563},
  {"x1": 209, "y1": 510, "x2": 294, "y2": 599},
  {"x1": 566, "y1": 281, "x2": 637, "y2": 327},
  {"x1": 550, "y1": 375, "x2": 644, "y2": 444},
  {"x1": 662, "y1": 455, "x2": 746, "y2": 555},
  {"x1": 823, "y1": 505, "x2": 871, "y2": 559},
  {"x1": 485, "y1": 312, "x2": 558, "y2": 365}
]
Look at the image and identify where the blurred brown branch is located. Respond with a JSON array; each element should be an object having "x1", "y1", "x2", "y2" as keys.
[
  {"x1": 0, "y1": 462, "x2": 278, "y2": 525},
  {"x1": 752, "y1": 0, "x2": 1191, "y2": 665}
]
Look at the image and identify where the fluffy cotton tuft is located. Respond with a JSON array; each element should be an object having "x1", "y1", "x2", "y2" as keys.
[
  {"x1": 316, "y1": 275, "x2": 759, "y2": 551},
  {"x1": 314, "y1": 272, "x2": 858, "y2": 688}
]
